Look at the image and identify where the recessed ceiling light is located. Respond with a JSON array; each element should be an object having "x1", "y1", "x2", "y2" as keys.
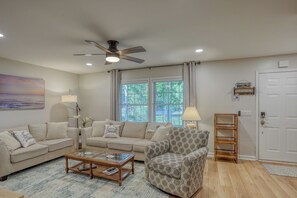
[
  {"x1": 86, "y1": 63, "x2": 93, "y2": 66},
  {"x1": 0, "y1": 33, "x2": 4, "y2": 38},
  {"x1": 195, "y1": 49, "x2": 204, "y2": 53}
]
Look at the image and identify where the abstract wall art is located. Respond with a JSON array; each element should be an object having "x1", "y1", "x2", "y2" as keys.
[{"x1": 0, "y1": 74, "x2": 45, "y2": 110}]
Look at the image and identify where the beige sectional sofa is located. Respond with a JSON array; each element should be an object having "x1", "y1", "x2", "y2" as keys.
[
  {"x1": 81, "y1": 121, "x2": 170, "y2": 161},
  {"x1": 0, "y1": 124, "x2": 79, "y2": 181}
]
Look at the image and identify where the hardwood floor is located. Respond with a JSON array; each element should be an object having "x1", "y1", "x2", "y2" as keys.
[{"x1": 170, "y1": 158, "x2": 297, "y2": 198}]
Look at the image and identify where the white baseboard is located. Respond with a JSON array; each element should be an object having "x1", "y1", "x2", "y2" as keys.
[{"x1": 207, "y1": 152, "x2": 256, "y2": 161}]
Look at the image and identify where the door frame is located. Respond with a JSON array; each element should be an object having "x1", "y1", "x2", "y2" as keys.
[{"x1": 256, "y1": 68, "x2": 297, "y2": 160}]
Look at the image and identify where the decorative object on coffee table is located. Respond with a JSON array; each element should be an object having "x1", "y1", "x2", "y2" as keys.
[{"x1": 64, "y1": 149, "x2": 135, "y2": 186}]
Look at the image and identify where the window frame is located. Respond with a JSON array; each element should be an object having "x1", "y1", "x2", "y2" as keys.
[
  {"x1": 119, "y1": 76, "x2": 184, "y2": 126},
  {"x1": 120, "y1": 79, "x2": 149, "y2": 122},
  {"x1": 151, "y1": 77, "x2": 183, "y2": 126}
]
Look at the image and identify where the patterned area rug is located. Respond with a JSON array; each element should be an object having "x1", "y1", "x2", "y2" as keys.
[
  {"x1": 262, "y1": 163, "x2": 297, "y2": 178},
  {"x1": 0, "y1": 158, "x2": 168, "y2": 198}
]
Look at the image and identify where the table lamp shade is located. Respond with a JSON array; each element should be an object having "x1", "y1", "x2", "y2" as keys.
[
  {"x1": 61, "y1": 95, "x2": 77, "y2": 103},
  {"x1": 182, "y1": 106, "x2": 201, "y2": 121}
]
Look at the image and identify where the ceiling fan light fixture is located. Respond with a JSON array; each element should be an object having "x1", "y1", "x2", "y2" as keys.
[{"x1": 106, "y1": 53, "x2": 120, "y2": 63}]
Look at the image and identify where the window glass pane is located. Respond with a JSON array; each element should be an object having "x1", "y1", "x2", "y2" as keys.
[
  {"x1": 120, "y1": 82, "x2": 148, "y2": 122},
  {"x1": 153, "y1": 80, "x2": 184, "y2": 127}
]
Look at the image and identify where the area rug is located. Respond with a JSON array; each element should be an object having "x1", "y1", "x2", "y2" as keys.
[
  {"x1": 0, "y1": 158, "x2": 168, "y2": 198},
  {"x1": 262, "y1": 163, "x2": 297, "y2": 178}
]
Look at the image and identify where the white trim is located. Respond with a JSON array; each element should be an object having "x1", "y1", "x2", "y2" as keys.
[
  {"x1": 207, "y1": 152, "x2": 256, "y2": 161},
  {"x1": 255, "y1": 68, "x2": 297, "y2": 161},
  {"x1": 121, "y1": 78, "x2": 148, "y2": 84}
]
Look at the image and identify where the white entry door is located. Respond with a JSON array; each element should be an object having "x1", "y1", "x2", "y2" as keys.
[{"x1": 259, "y1": 71, "x2": 297, "y2": 163}]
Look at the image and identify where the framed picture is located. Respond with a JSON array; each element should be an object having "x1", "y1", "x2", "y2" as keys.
[{"x1": 0, "y1": 74, "x2": 45, "y2": 110}]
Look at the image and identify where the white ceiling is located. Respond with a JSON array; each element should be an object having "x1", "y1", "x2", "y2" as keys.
[{"x1": 0, "y1": 0, "x2": 296, "y2": 74}]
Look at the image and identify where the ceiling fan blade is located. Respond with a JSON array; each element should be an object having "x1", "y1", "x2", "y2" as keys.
[
  {"x1": 73, "y1": 53, "x2": 105, "y2": 56},
  {"x1": 120, "y1": 46, "x2": 146, "y2": 55},
  {"x1": 120, "y1": 55, "x2": 145, "y2": 64},
  {"x1": 85, "y1": 40, "x2": 111, "y2": 53},
  {"x1": 105, "y1": 61, "x2": 112, "y2": 65}
]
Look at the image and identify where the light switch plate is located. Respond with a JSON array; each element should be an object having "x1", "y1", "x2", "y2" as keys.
[{"x1": 240, "y1": 110, "x2": 252, "y2": 116}]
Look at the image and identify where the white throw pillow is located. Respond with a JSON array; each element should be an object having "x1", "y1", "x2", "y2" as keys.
[
  {"x1": 28, "y1": 124, "x2": 47, "y2": 141},
  {"x1": 106, "y1": 119, "x2": 125, "y2": 136},
  {"x1": 103, "y1": 125, "x2": 120, "y2": 138},
  {"x1": 0, "y1": 131, "x2": 21, "y2": 151},
  {"x1": 151, "y1": 126, "x2": 171, "y2": 142},
  {"x1": 11, "y1": 130, "x2": 36, "y2": 148},
  {"x1": 46, "y1": 122, "x2": 68, "y2": 140},
  {"x1": 92, "y1": 121, "x2": 109, "y2": 137}
]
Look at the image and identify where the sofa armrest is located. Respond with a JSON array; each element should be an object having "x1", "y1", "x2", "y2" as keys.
[
  {"x1": 180, "y1": 147, "x2": 208, "y2": 197},
  {"x1": 144, "y1": 140, "x2": 170, "y2": 179},
  {"x1": 0, "y1": 139, "x2": 12, "y2": 177},
  {"x1": 67, "y1": 127, "x2": 79, "y2": 150},
  {"x1": 81, "y1": 127, "x2": 92, "y2": 148}
]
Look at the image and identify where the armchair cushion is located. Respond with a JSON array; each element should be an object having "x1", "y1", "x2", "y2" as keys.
[
  {"x1": 148, "y1": 153, "x2": 184, "y2": 179},
  {"x1": 169, "y1": 127, "x2": 209, "y2": 155}
]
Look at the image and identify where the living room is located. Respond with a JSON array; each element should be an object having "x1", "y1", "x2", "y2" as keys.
[{"x1": 0, "y1": 1, "x2": 297, "y2": 198}]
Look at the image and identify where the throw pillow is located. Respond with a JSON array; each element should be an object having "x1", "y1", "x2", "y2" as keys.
[
  {"x1": 46, "y1": 122, "x2": 68, "y2": 140},
  {"x1": 92, "y1": 121, "x2": 109, "y2": 137},
  {"x1": 121, "y1": 122, "x2": 147, "y2": 139},
  {"x1": 151, "y1": 126, "x2": 171, "y2": 142},
  {"x1": 106, "y1": 119, "x2": 125, "y2": 136},
  {"x1": 11, "y1": 130, "x2": 36, "y2": 148},
  {"x1": 28, "y1": 123, "x2": 47, "y2": 141},
  {"x1": 103, "y1": 125, "x2": 120, "y2": 138},
  {"x1": 145, "y1": 129, "x2": 155, "y2": 140},
  {"x1": 0, "y1": 131, "x2": 21, "y2": 151}
]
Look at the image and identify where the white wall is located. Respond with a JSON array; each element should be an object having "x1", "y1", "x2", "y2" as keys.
[
  {"x1": 78, "y1": 71, "x2": 111, "y2": 121},
  {"x1": 197, "y1": 54, "x2": 297, "y2": 157},
  {"x1": 0, "y1": 57, "x2": 79, "y2": 130},
  {"x1": 79, "y1": 54, "x2": 297, "y2": 158}
]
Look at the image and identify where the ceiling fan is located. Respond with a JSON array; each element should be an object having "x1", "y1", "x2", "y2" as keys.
[{"x1": 74, "y1": 40, "x2": 146, "y2": 65}]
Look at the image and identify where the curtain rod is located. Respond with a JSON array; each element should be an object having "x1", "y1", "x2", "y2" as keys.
[{"x1": 107, "y1": 61, "x2": 201, "y2": 73}]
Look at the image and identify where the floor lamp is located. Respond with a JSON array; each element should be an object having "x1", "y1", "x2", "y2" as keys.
[
  {"x1": 182, "y1": 106, "x2": 201, "y2": 129},
  {"x1": 61, "y1": 93, "x2": 80, "y2": 128}
]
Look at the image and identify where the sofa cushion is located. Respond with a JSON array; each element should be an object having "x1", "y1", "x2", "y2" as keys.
[
  {"x1": 10, "y1": 143, "x2": 48, "y2": 163},
  {"x1": 151, "y1": 126, "x2": 171, "y2": 142},
  {"x1": 11, "y1": 130, "x2": 36, "y2": 148},
  {"x1": 39, "y1": 138, "x2": 73, "y2": 151},
  {"x1": 121, "y1": 122, "x2": 147, "y2": 139},
  {"x1": 0, "y1": 131, "x2": 21, "y2": 151},
  {"x1": 107, "y1": 137, "x2": 142, "y2": 151},
  {"x1": 148, "y1": 153, "x2": 184, "y2": 179},
  {"x1": 133, "y1": 139, "x2": 152, "y2": 153},
  {"x1": 28, "y1": 123, "x2": 47, "y2": 141},
  {"x1": 92, "y1": 121, "x2": 109, "y2": 137},
  {"x1": 86, "y1": 137, "x2": 110, "y2": 148},
  {"x1": 46, "y1": 122, "x2": 68, "y2": 140}
]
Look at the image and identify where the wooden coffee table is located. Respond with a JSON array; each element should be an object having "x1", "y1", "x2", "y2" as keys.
[{"x1": 64, "y1": 149, "x2": 135, "y2": 186}]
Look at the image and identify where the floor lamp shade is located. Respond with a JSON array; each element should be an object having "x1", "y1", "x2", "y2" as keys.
[{"x1": 61, "y1": 95, "x2": 77, "y2": 103}]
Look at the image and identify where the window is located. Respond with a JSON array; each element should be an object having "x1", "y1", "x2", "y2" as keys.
[
  {"x1": 120, "y1": 82, "x2": 149, "y2": 122},
  {"x1": 153, "y1": 80, "x2": 184, "y2": 127},
  {"x1": 120, "y1": 79, "x2": 184, "y2": 127}
]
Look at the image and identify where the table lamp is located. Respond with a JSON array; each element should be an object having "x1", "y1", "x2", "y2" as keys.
[{"x1": 182, "y1": 106, "x2": 201, "y2": 129}]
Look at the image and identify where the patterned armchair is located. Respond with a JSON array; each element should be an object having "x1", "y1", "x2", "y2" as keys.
[{"x1": 145, "y1": 127, "x2": 209, "y2": 198}]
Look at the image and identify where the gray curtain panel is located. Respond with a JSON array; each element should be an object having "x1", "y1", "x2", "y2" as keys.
[
  {"x1": 182, "y1": 61, "x2": 197, "y2": 107},
  {"x1": 110, "y1": 69, "x2": 121, "y2": 120}
]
